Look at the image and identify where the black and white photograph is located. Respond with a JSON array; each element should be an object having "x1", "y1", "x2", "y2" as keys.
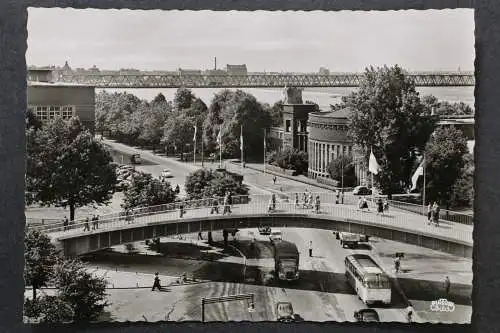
[{"x1": 23, "y1": 8, "x2": 474, "y2": 324}]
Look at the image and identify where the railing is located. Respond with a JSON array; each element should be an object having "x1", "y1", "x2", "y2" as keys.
[
  {"x1": 383, "y1": 199, "x2": 473, "y2": 226},
  {"x1": 36, "y1": 194, "x2": 472, "y2": 245}
]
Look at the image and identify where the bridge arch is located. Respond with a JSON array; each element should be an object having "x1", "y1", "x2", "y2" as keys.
[{"x1": 58, "y1": 213, "x2": 472, "y2": 259}]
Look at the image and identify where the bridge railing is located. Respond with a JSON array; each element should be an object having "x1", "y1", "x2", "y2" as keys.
[{"x1": 39, "y1": 196, "x2": 472, "y2": 245}]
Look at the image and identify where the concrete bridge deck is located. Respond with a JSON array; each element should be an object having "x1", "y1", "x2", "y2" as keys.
[{"x1": 41, "y1": 200, "x2": 472, "y2": 251}]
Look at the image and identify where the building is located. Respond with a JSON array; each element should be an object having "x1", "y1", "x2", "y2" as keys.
[
  {"x1": 226, "y1": 64, "x2": 248, "y2": 76},
  {"x1": 27, "y1": 69, "x2": 96, "y2": 132},
  {"x1": 319, "y1": 67, "x2": 330, "y2": 75},
  {"x1": 307, "y1": 109, "x2": 354, "y2": 179}
]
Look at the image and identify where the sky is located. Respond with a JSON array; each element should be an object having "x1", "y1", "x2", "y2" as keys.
[{"x1": 26, "y1": 8, "x2": 475, "y2": 73}]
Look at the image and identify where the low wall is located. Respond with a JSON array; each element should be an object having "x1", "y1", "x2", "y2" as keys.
[{"x1": 59, "y1": 214, "x2": 472, "y2": 259}]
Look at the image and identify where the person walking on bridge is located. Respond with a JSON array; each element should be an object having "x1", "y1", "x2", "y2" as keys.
[
  {"x1": 309, "y1": 241, "x2": 313, "y2": 257},
  {"x1": 83, "y1": 216, "x2": 90, "y2": 232},
  {"x1": 444, "y1": 276, "x2": 451, "y2": 296},
  {"x1": 315, "y1": 195, "x2": 321, "y2": 214}
]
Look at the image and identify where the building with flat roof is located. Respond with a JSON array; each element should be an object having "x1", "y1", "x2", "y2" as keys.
[
  {"x1": 307, "y1": 109, "x2": 354, "y2": 179},
  {"x1": 27, "y1": 69, "x2": 96, "y2": 132},
  {"x1": 226, "y1": 64, "x2": 248, "y2": 75}
]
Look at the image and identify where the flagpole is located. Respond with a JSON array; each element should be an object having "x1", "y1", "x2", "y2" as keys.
[
  {"x1": 219, "y1": 128, "x2": 222, "y2": 169},
  {"x1": 263, "y1": 129, "x2": 267, "y2": 175},
  {"x1": 240, "y1": 125, "x2": 244, "y2": 174},
  {"x1": 193, "y1": 128, "x2": 196, "y2": 166},
  {"x1": 201, "y1": 136, "x2": 204, "y2": 167}
]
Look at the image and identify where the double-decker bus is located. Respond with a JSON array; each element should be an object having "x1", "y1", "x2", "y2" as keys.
[{"x1": 344, "y1": 254, "x2": 392, "y2": 305}]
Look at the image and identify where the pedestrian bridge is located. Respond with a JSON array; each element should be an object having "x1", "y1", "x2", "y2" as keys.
[{"x1": 30, "y1": 193, "x2": 473, "y2": 258}]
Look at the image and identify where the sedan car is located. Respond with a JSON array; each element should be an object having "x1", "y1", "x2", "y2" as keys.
[
  {"x1": 276, "y1": 302, "x2": 295, "y2": 323},
  {"x1": 353, "y1": 185, "x2": 372, "y2": 196},
  {"x1": 161, "y1": 169, "x2": 173, "y2": 178},
  {"x1": 353, "y1": 309, "x2": 380, "y2": 322}
]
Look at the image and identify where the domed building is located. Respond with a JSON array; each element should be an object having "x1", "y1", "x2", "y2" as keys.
[{"x1": 307, "y1": 108, "x2": 354, "y2": 179}]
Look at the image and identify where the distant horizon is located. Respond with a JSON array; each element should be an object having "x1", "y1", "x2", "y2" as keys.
[{"x1": 27, "y1": 8, "x2": 475, "y2": 73}]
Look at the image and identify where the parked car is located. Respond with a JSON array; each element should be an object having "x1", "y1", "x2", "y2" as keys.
[
  {"x1": 276, "y1": 302, "x2": 295, "y2": 323},
  {"x1": 354, "y1": 309, "x2": 380, "y2": 322},
  {"x1": 353, "y1": 186, "x2": 372, "y2": 196},
  {"x1": 161, "y1": 169, "x2": 173, "y2": 178}
]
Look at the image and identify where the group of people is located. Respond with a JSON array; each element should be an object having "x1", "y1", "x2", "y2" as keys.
[
  {"x1": 208, "y1": 191, "x2": 233, "y2": 216},
  {"x1": 293, "y1": 191, "x2": 321, "y2": 213},
  {"x1": 427, "y1": 202, "x2": 441, "y2": 226},
  {"x1": 357, "y1": 197, "x2": 389, "y2": 214},
  {"x1": 83, "y1": 214, "x2": 100, "y2": 232}
]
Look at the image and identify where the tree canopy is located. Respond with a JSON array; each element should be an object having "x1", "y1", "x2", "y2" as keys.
[
  {"x1": 327, "y1": 155, "x2": 357, "y2": 187},
  {"x1": 424, "y1": 126, "x2": 469, "y2": 208},
  {"x1": 268, "y1": 147, "x2": 308, "y2": 175},
  {"x1": 421, "y1": 95, "x2": 474, "y2": 116},
  {"x1": 338, "y1": 65, "x2": 436, "y2": 195},
  {"x1": 122, "y1": 172, "x2": 177, "y2": 209},
  {"x1": 174, "y1": 87, "x2": 195, "y2": 110},
  {"x1": 24, "y1": 229, "x2": 60, "y2": 302},
  {"x1": 185, "y1": 168, "x2": 249, "y2": 200},
  {"x1": 26, "y1": 117, "x2": 117, "y2": 220}
]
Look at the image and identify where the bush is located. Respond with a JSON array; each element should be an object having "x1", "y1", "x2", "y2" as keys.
[
  {"x1": 327, "y1": 155, "x2": 357, "y2": 187},
  {"x1": 185, "y1": 168, "x2": 249, "y2": 199},
  {"x1": 268, "y1": 147, "x2": 308, "y2": 174}
]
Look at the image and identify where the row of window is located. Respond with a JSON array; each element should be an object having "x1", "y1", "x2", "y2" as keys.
[{"x1": 28, "y1": 105, "x2": 76, "y2": 121}]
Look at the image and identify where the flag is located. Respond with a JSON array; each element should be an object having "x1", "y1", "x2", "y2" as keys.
[
  {"x1": 411, "y1": 159, "x2": 425, "y2": 191},
  {"x1": 216, "y1": 128, "x2": 222, "y2": 145},
  {"x1": 368, "y1": 149, "x2": 381, "y2": 175},
  {"x1": 240, "y1": 125, "x2": 244, "y2": 153},
  {"x1": 193, "y1": 125, "x2": 197, "y2": 142}
]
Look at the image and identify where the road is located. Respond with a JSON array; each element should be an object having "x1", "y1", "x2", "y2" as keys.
[{"x1": 81, "y1": 225, "x2": 473, "y2": 323}]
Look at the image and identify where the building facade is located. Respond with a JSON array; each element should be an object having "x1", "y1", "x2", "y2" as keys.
[
  {"x1": 27, "y1": 69, "x2": 96, "y2": 132},
  {"x1": 307, "y1": 109, "x2": 354, "y2": 179}
]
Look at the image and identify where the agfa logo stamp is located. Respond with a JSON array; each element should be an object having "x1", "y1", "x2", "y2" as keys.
[{"x1": 430, "y1": 299, "x2": 455, "y2": 312}]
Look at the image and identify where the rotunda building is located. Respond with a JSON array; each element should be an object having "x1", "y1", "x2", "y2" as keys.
[{"x1": 307, "y1": 108, "x2": 353, "y2": 179}]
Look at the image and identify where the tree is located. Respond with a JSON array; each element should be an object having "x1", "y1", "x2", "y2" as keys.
[
  {"x1": 152, "y1": 92, "x2": 166, "y2": 104},
  {"x1": 24, "y1": 229, "x2": 60, "y2": 303},
  {"x1": 341, "y1": 65, "x2": 436, "y2": 196},
  {"x1": 26, "y1": 117, "x2": 117, "y2": 220},
  {"x1": 450, "y1": 153, "x2": 474, "y2": 208},
  {"x1": 184, "y1": 168, "x2": 249, "y2": 199},
  {"x1": 424, "y1": 126, "x2": 468, "y2": 209},
  {"x1": 122, "y1": 172, "x2": 177, "y2": 209},
  {"x1": 204, "y1": 90, "x2": 270, "y2": 160},
  {"x1": 139, "y1": 101, "x2": 172, "y2": 151},
  {"x1": 184, "y1": 169, "x2": 216, "y2": 200},
  {"x1": 174, "y1": 87, "x2": 195, "y2": 110},
  {"x1": 327, "y1": 155, "x2": 357, "y2": 187},
  {"x1": 268, "y1": 101, "x2": 284, "y2": 126},
  {"x1": 52, "y1": 259, "x2": 109, "y2": 323},
  {"x1": 162, "y1": 112, "x2": 196, "y2": 156},
  {"x1": 269, "y1": 147, "x2": 308, "y2": 174},
  {"x1": 26, "y1": 108, "x2": 42, "y2": 130}
]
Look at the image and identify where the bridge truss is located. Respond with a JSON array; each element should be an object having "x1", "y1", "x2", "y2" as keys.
[{"x1": 56, "y1": 72, "x2": 475, "y2": 88}]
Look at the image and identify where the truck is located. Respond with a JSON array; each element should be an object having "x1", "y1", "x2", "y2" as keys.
[
  {"x1": 338, "y1": 232, "x2": 361, "y2": 248},
  {"x1": 272, "y1": 240, "x2": 300, "y2": 281}
]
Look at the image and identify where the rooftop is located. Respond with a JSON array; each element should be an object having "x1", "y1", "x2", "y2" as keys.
[{"x1": 310, "y1": 107, "x2": 353, "y2": 119}]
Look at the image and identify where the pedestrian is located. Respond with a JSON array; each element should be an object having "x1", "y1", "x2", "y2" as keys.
[
  {"x1": 335, "y1": 190, "x2": 340, "y2": 204},
  {"x1": 198, "y1": 231, "x2": 203, "y2": 241},
  {"x1": 175, "y1": 184, "x2": 180, "y2": 194},
  {"x1": 295, "y1": 193, "x2": 299, "y2": 208},
  {"x1": 83, "y1": 216, "x2": 90, "y2": 232},
  {"x1": 63, "y1": 216, "x2": 69, "y2": 231},
  {"x1": 427, "y1": 202, "x2": 433, "y2": 224},
  {"x1": 308, "y1": 192, "x2": 314, "y2": 209},
  {"x1": 271, "y1": 193, "x2": 276, "y2": 211},
  {"x1": 394, "y1": 256, "x2": 401, "y2": 273},
  {"x1": 302, "y1": 192, "x2": 308, "y2": 208},
  {"x1": 377, "y1": 198, "x2": 384, "y2": 215},
  {"x1": 223, "y1": 192, "x2": 230, "y2": 215},
  {"x1": 406, "y1": 303, "x2": 414, "y2": 323},
  {"x1": 444, "y1": 276, "x2": 451, "y2": 296},
  {"x1": 273, "y1": 175, "x2": 277, "y2": 184},
  {"x1": 91, "y1": 215, "x2": 96, "y2": 230},
  {"x1": 179, "y1": 201, "x2": 185, "y2": 218},
  {"x1": 315, "y1": 195, "x2": 321, "y2": 214},
  {"x1": 383, "y1": 199, "x2": 389, "y2": 212},
  {"x1": 94, "y1": 215, "x2": 99, "y2": 229},
  {"x1": 309, "y1": 241, "x2": 313, "y2": 257},
  {"x1": 434, "y1": 203, "x2": 441, "y2": 226},
  {"x1": 151, "y1": 272, "x2": 162, "y2": 291},
  {"x1": 210, "y1": 196, "x2": 219, "y2": 214},
  {"x1": 340, "y1": 190, "x2": 345, "y2": 204},
  {"x1": 227, "y1": 192, "x2": 233, "y2": 213}
]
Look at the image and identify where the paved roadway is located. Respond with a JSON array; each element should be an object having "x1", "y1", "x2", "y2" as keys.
[{"x1": 79, "y1": 228, "x2": 470, "y2": 323}]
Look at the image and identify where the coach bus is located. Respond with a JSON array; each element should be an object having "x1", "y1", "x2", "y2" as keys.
[{"x1": 344, "y1": 254, "x2": 392, "y2": 305}]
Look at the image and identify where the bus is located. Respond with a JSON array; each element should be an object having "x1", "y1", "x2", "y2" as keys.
[{"x1": 344, "y1": 254, "x2": 392, "y2": 305}]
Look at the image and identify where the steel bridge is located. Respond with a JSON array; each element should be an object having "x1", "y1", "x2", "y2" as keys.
[{"x1": 55, "y1": 71, "x2": 475, "y2": 88}]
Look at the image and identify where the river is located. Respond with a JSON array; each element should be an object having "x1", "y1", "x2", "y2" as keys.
[{"x1": 97, "y1": 86, "x2": 474, "y2": 111}]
